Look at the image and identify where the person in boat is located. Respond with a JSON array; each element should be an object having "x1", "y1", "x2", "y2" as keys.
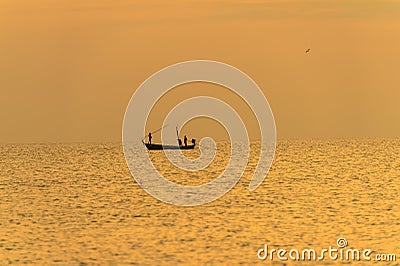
[
  {"x1": 184, "y1": 135, "x2": 188, "y2": 146},
  {"x1": 148, "y1": 132, "x2": 152, "y2": 144},
  {"x1": 178, "y1": 138, "x2": 182, "y2": 146}
]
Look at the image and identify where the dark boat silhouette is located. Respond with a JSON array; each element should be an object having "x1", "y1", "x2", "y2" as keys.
[
  {"x1": 144, "y1": 142, "x2": 195, "y2": 150},
  {"x1": 143, "y1": 126, "x2": 195, "y2": 150}
]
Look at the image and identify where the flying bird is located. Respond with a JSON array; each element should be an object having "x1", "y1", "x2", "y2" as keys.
[{"x1": 306, "y1": 48, "x2": 311, "y2": 53}]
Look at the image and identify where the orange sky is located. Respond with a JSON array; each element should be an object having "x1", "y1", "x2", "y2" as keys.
[{"x1": 1, "y1": 0, "x2": 399, "y2": 142}]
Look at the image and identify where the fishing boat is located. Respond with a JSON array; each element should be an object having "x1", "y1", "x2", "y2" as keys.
[
  {"x1": 143, "y1": 126, "x2": 196, "y2": 150},
  {"x1": 143, "y1": 142, "x2": 195, "y2": 150}
]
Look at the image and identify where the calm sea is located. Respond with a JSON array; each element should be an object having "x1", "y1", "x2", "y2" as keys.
[{"x1": 1, "y1": 139, "x2": 399, "y2": 265}]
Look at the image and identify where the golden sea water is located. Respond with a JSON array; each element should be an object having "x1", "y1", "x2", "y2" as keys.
[{"x1": 1, "y1": 139, "x2": 399, "y2": 265}]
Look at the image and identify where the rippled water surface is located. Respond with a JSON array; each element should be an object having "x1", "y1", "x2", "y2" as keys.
[{"x1": 1, "y1": 139, "x2": 399, "y2": 265}]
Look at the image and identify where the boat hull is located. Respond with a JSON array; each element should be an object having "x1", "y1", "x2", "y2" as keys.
[{"x1": 144, "y1": 143, "x2": 195, "y2": 150}]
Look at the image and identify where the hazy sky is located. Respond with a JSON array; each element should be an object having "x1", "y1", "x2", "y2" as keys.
[{"x1": 1, "y1": 0, "x2": 399, "y2": 142}]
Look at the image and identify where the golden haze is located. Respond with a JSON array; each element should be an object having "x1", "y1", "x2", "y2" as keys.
[{"x1": 0, "y1": 0, "x2": 400, "y2": 142}]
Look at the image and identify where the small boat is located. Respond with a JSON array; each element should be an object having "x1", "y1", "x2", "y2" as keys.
[
  {"x1": 143, "y1": 126, "x2": 196, "y2": 150},
  {"x1": 144, "y1": 142, "x2": 195, "y2": 150}
]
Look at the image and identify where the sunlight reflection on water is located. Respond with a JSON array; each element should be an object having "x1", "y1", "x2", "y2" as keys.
[{"x1": 1, "y1": 139, "x2": 399, "y2": 265}]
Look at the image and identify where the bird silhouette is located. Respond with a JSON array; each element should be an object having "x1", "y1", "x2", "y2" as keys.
[{"x1": 306, "y1": 48, "x2": 311, "y2": 53}]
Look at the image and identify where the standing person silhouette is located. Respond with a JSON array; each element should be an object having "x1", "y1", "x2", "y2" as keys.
[
  {"x1": 184, "y1": 135, "x2": 187, "y2": 147},
  {"x1": 148, "y1": 132, "x2": 152, "y2": 144}
]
